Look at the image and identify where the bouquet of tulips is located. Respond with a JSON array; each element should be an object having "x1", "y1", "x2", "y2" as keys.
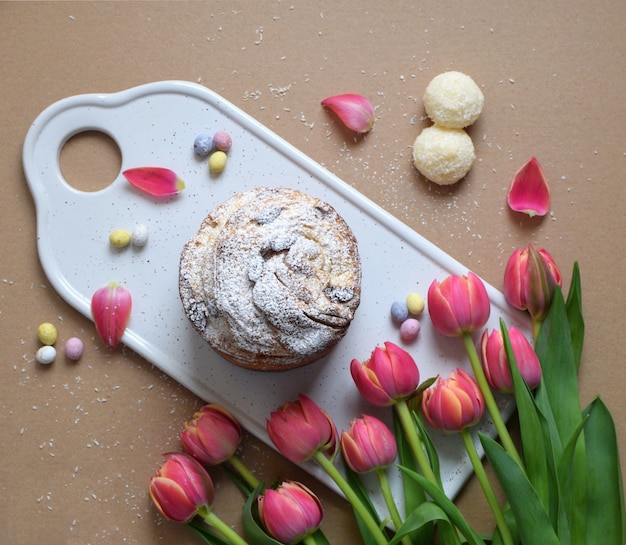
[{"x1": 148, "y1": 244, "x2": 625, "y2": 545}]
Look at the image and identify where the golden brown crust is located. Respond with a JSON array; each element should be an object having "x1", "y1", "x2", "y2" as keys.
[{"x1": 179, "y1": 187, "x2": 361, "y2": 371}]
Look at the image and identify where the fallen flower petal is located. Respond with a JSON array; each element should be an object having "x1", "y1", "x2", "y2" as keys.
[
  {"x1": 507, "y1": 157, "x2": 550, "y2": 217},
  {"x1": 321, "y1": 93, "x2": 375, "y2": 133},
  {"x1": 91, "y1": 282, "x2": 132, "y2": 349},
  {"x1": 123, "y1": 167, "x2": 185, "y2": 197}
]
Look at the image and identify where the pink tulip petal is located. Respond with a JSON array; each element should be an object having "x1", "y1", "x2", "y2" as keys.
[
  {"x1": 123, "y1": 167, "x2": 185, "y2": 197},
  {"x1": 321, "y1": 93, "x2": 375, "y2": 133},
  {"x1": 91, "y1": 282, "x2": 132, "y2": 349},
  {"x1": 507, "y1": 157, "x2": 550, "y2": 217}
]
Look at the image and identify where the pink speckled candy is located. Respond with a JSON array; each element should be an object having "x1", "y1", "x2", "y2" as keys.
[
  {"x1": 400, "y1": 318, "x2": 421, "y2": 341},
  {"x1": 213, "y1": 130, "x2": 232, "y2": 152},
  {"x1": 64, "y1": 337, "x2": 84, "y2": 361}
]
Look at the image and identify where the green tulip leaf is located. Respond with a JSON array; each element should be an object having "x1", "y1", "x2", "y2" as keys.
[
  {"x1": 241, "y1": 483, "x2": 288, "y2": 545},
  {"x1": 582, "y1": 397, "x2": 626, "y2": 545},
  {"x1": 489, "y1": 504, "x2": 519, "y2": 545},
  {"x1": 386, "y1": 502, "x2": 446, "y2": 545},
  {"x1": 479, "y1": 433, "x2": 560, "y2": 545},
  {"x1": 341, "y1": 459, "x2": 386, "y2": 545},
  {"x1": 535, "y1": 286, "x2": 589, "y2": 544},
  {"x1": 564, "y1": 262, "x2": 584, "y2": 372},
  {"x1": 188, "y1": 518, "x2": 233, "y2": 545},
  {"x1": 398, "y1": 465, "x2": 486, "y2": 545},
  {"x1": 500, "y1": 319, "x2": 551, "y2": 511},
  {"x1": 393, "y1": 411, "x2": 434, "y2": 545},
  {"x1": 535, "y1": 287, "x2": 583, "y2": 444},
  {"x1": 411, "y1": 410, "x2": 442, "y2": 489}
]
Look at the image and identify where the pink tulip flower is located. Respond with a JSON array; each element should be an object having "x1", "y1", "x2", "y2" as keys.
[
  {"x1": 507, "y1": 157, "x2": 551, "y2": 217},
  {"x1": 258, "y1": 480, "x2": 324, "y2": 545},
  {"x1": 148, "y1": 453, "x2": 214, "y2": 523},
  {"x1": 91, "y1": 282, "x2": 132, "y2": 349},
  {"x1": 481, "y1": 326, "x2": 542, "y2": 393},
  {"x1": 422, "y1": 369, "x2": 485, "y2": 434},
  {"x1": 427, "y1": 272, "x2": 491, "y2": 337},
  {"x1": 341, "y1": 414, "x2": 398, "y2": 473},
  {"x1": 321, "y1": 93, "x2": 375, "y2": 133},
  {"x1": 350, "y1": 342, "x2": 420, "y2": 407},
  {"x1": 504, "y1": 244, "x2": 562, "y2": 322},
  {"x1": 180, "y1": 404, "x2": 242, "y2": 466},
  {"x1": 267, "y1": 394, "x2": 338, "y2": 463}
]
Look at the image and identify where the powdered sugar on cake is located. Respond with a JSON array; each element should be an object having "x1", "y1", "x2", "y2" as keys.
[{"x1": 179, "y1": 187, "x2": 361, "y2": 370}]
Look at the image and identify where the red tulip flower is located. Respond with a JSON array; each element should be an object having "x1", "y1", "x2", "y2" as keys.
[
  {"x1": 341, "y1": 415, "x2": 398, "y2": 473},
  {"x1": 481, "y1": 326, "x2": 542, "y2": 393},
  {"x1": 422, "y1": 369, "x2": 485, "y2": 434},
  {"x1": 504, "y1": 244, "x2": 562, "y2": 323},
  {"x1": 148, "y1": 453, "x2": 214, "y2": 523},
  {"x1": 180, "y1": 404, "x2": 242, "y2": 466},
  {"x1": 258, "y1": 481, "x2": 324, "y2": 545},
  {"x1": 350, "y1": 342, "x2": 420, "y2": 407},
  {"x1": 427, "y1": 272, "x2": 491, "y2": 337},
  {"x1": 267, "y1": 394, "x2": 338, "y2": 463}
]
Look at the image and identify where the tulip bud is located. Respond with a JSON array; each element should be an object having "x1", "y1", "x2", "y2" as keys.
[
  {"x1": 350, "y1": 341, "x2": 420, "y2": 407},
  {"x1": 422, "y1": 369, "x2": 485, "y2": 433},
  {"x1": 504, "y1": 244, "x2": 562, "y2": 322},
  {"x1": 180, "y1": 404, "x2": 242, "y2": 466},
  {"x1": 481, "y1": 327, "x2": 542, "y2": 393},
  {"x1": 258, "y1": 481, "x2": 323, "y2": 545},
  {"x1": 341, "y1": 414, "x2": 397, "y2": 473},
  {"x1": 91, "y1": 282, "x2": 132, "y2": 349},
  {"x1": 148, "y1": 453, "x2": 214, "y2": 523},
  {"x1": 321, "y1": 93, "x2": 375, "y2": 133},
  {"x1": 267, "y1": 394, "x2": 338, "y2": 463},
  {"x1": 427, "y1": 272, "x2": 491, "y2": 337}
]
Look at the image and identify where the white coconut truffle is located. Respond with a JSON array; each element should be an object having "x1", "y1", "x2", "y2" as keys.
[
  {"x1": 412, "y1": 126, "x2": 475, "y2": 185},
  {"x1": 423, "y1": 71, "x2": 484, "y2": 128}
]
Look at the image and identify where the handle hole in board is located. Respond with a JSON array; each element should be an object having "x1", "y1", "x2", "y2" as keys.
[{"x1": 59, "y1": 131, "x2": 122, "y2": 192}]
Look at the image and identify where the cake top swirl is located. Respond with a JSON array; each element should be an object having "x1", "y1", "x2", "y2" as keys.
[{"x1": 179, "y1": 187, "x2": 361, "y2": 370}]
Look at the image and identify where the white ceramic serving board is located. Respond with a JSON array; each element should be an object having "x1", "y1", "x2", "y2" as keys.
[{"x1": 23, "y1": 81, "x2": 527, "y2": 512}]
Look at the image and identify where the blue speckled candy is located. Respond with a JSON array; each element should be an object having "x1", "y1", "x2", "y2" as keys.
[
  {"x1": 194, "y1": 133, "x2": 214, "y2": 157},
  {"x1": 390, "y1": 300, "x2": 409, "y2": 324}
]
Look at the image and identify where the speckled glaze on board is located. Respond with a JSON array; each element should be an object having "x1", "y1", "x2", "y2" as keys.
[{"x1": 23, "y1": 81, "x2": 528, "y2": 511}]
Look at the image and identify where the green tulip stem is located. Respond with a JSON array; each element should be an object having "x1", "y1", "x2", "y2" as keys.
[
  {"x1": 376, "y1": 468, "x2": 412, "y2": 545},
  {"x1": 531, "y1": 317, "x2": 542, "y2": 343},
  {"x1": 313, "y1": 452, "x2": 389, "y2": 545},
  {"x1": 303, "y1": 535, "x2": 318, "y2": 545},
  {"x1": 462, "y1": 332, "x2": 524, "y2": 469},
  {"x1": 460, "y1": 428, "x2": 514, "y2": 545},
  {"x1": 199, "y1": 507, "x2": 251, "y2": 545},
  {"x1": 395, "y1": 401, "x2": 462, "y2": 545},
  {"x1": 395, "y1": 400, "x2": 439, "y2": 487},
  {"x1": 228, "y1": 454, "x2": 261, "y2": 490}
]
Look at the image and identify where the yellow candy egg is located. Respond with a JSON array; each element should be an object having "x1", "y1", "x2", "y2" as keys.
[
  {"x1": 209, "y1": 151, "x2": 227, "y2": 174},
  {"x1": 109, "y1": 229, "x2": 131, "y2": 248},
  {"x1": 406, "y1": 293, "x2": 425, "y2": 315},
  {"x1": 37, "y1": 322, "x2": 58, "y2": 345}
]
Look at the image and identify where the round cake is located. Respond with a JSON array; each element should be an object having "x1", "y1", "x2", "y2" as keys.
[{"x1": 179, "y1": 187, "x2": 362, "y2": 371}]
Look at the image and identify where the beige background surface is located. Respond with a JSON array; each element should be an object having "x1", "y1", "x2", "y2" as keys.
[{"x1": 1, "y1": 2, "x2": 624, "y2": 544}]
